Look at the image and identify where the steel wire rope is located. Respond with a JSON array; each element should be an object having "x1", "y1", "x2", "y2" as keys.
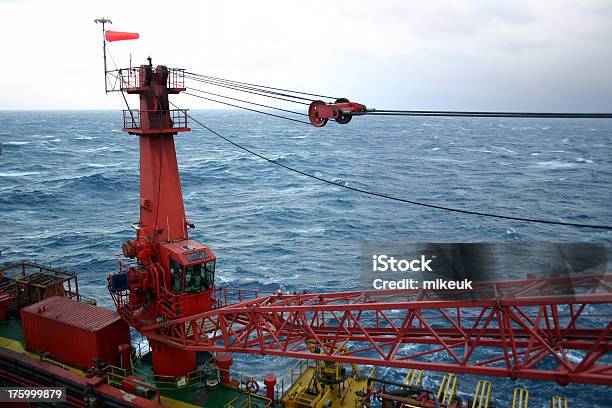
[
  {"x1": 365, "y1": 110, "x2": 612, "y2": 119},
  {"x1": 185, "y1": 75, "x2": 311, "y2": 106},
  {"x1": 184, "y1": 92, "x2": 311, "y2": 124},
  {"x1": 185, "y1": 71, "x2": 338, "y2": 100},
  {"x1": 186, "y1": 86, "x2": 308, "y2": 117},
  {"x1": 169, "y1": 101, "x2": 612, "y2": 231},
  {"x1": 184, "y1": 74, "x2": 313, "y2": 105}
]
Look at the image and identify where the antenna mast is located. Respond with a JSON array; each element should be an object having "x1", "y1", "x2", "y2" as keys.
[{"x1": 94, "y1": 17, "x2": 112, "y2": 93}]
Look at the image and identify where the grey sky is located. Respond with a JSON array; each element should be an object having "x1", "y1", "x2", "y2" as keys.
[{"x1": 1, "y1": 0, "x2": 611, "y2": 111}]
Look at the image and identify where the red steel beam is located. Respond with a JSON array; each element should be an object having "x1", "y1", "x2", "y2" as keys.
[{"x1": 145, "y1": 274, "x2": 612, "y2": 386}]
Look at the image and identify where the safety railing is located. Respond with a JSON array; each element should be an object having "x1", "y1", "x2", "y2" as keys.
[
  {"x1": 167, "y1": 68, "x2": 186, "y2": 89},
  {"x1": 157, "y1": 284, "x2": 199, "y2": 320},
  {"x1": 124, "y1": 343, "x2": 366, "y2": 405},
  {"x1": 105, "y1": 364, "x2": 161, "y2": 402},
  {"x1": 0, "y1": 261, "x2": 97, "y2": 306},
  {"x1": 224, "y1": 394, "x2": 272, "y2": 408},
  {"x1": 275, "y1": 359, "x2": 376, "y2": 402},
  {"x1": 107, "y1": 365, "x2": 129, "y2": 386},
  {"x1": 126, "y1": 343, "x2": 271, "y2": 397},
  {"x1": 214, "y1": 287, "x2": 278, "y2": 309},
  {"x1": 106, "y1": 67, "x2": 185, "y2": 92},
  {"x1": 122, "y1": 109, "x2": 189, "y2": 130},
  {"x1": 276, "y1": 359, "x2": 315, "y2": 401}
]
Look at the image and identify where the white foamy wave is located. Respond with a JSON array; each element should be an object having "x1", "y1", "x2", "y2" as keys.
[
  {"x1": 83, "y1": 146, "x2": 110, "y2": 153},
  {"x1": 534, "y1": 161, "x2": 578, "y2": 169},
  {"x1": 331, "y1": 178, "x2": 349, "y2": 186},
  {"x1": 270, "y1": 152, "x2": 298, "y2": 161},
  {"x1": 3, "y1": 141, "x2": 30, "y2": 145},
  {"x1": 0, "y1": 171, "x2": 40, "y2": 177},
  {"x1": 86, "y1": 162, "x2": 121, "y2": 168},
  {"x1": 490, "y1": 146, "x2": 516, "y2": 154}
]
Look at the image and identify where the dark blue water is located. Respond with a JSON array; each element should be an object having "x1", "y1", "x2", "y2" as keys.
[{"x1": 1, "y1": 110, "x2": 611, "y2": 406}]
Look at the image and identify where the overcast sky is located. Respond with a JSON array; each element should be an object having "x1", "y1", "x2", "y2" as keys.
[{"x1": 1, "y1": 0, "x2": 611, "y2": 111}]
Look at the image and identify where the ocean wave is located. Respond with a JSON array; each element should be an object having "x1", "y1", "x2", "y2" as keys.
[
  {"x1": 534, "y1": 161, "x2": 578, "y2": 169},
  {"x1": 82, "y1": 146, "x2": 110, "y2": 152},
  {"x1": 3, "y1": 141, "x2": 30, "y2": 145},
  {"x1": 490, "y1": 146, "x2": 517, "y2": 154},
  {"x1": 0, "y1": 171, "x2": 40, "y2": 177}
]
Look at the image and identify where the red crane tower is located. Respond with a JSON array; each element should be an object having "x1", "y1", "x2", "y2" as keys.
[{"x1": 107, "y1": 60, "x2": 217, "y2": 377}]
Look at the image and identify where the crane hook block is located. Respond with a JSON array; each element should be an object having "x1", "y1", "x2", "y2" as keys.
[{"x1": 308, "y1": 98, "x2": 367, "y2": 127}]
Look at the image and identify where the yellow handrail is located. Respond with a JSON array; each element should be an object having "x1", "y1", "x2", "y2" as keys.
[
  {"x1": 437, "y1": 373, "x2": 457, "y2": 404},
  {"x1": 472, "y1": 380, "x2": 492, "y2": 408},
  {"x1": 512, "y1": 387, "x2": 529, "y2": 408}
]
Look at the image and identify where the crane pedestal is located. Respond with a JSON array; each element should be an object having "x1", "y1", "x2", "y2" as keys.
[{"x1": 150, "y1": 340, "x2": 196, "y2": 377}]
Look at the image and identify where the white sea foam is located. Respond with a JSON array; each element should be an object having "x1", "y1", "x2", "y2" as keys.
[
  {"x1": 0, "y1": 171, "x2": 40, "y2": 177},
  {"x1": 86, "y1": 162, "x2": 120, "y2": 168},
  {"x1": 534, "y1": 161, "x2": 577, "y2": 169},
  {"x1": 3, "y1": 141, "x2": 30, "y2": 145},
  {"x1": 490, "y1": 146, "x2": 516, "y2": 154},
  {"x1": 84, "y1": 146, "x2": 110, "y2": 152}
]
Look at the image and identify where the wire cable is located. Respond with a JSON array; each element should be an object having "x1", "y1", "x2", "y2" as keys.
[
  {"x1": 170, "y1": 102, "x2": 612, "y2": 231},
  {"x1": 186, "y1": 71, "x2": 338, "y2": 100},
  {"x1": 185, "y1": 74, "x2": 314, "y2": 104},
  {"x1": 184, "y1": 92, "x2": 311, "y2": 124},
  {"x1": 366, "y1": 110, "x2": 612, "y2": 119},
  {"x1": 185, "y1": 74, "x2": 311, "y2": 106},
  {"x1": 186, "y1": 86, "x2": 308, "y2": 117}
]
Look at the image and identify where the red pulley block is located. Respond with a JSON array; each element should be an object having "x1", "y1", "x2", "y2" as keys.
[{"x1": 308, "y1": 98, "x2": 367, "y2": 127}]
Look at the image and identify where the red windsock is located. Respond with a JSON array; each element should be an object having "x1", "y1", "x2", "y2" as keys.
[{"x1": 105, "y1": 30, "x2": 139, "y2": 42}]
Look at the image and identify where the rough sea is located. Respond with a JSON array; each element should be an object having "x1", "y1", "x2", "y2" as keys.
[{"x1": 1, "y1": 110, "x2": 611, "y2": 407}]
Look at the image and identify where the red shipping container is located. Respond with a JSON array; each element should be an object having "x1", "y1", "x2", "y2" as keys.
[{"x1": 21, "y1": 296, "x2": 130, "y2": 369}]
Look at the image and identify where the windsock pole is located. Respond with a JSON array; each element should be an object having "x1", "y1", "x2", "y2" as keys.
[{"x1": 94, "y1": 17, "x2": 112, "y2": 93}]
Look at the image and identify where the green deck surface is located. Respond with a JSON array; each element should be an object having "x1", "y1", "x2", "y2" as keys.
[
  {"x1": 0, "y1": 318, "x2": 26, "y2": 344},
  {"x1": 135, "y1": 351, "x2": 270, "y2": 407},
  {"x1": 163, "y1": 384, "x2": 259, "y2": 407}
]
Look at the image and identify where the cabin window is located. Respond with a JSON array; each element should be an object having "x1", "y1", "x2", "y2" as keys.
[
  {"x1": 184, "y1": 261, "x2": 215, "y2": 293},
  {"x1": 170, "y1": 259, "x2": 184, "y2": 293}
]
